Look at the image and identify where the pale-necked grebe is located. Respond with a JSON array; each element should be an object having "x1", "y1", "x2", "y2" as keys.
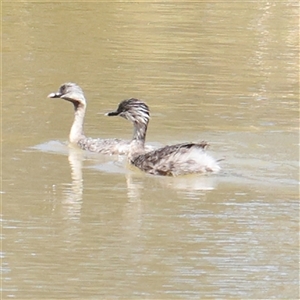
[
  {"x1": 107, "y1": 98, "x2": 221, "y2": 176},
  {"x1": 48, "y1": 83, "x2": 131, "y2": 154}
]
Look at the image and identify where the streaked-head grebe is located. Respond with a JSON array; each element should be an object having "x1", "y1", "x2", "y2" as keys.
[
  {"x1": 48, "y1": 83, "x2": 131, "y2": 154},
  {"x1": 107, "y1": 98, "x2": 221, "y2": 176}
]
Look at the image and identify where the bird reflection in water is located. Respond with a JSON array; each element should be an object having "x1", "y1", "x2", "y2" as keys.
[
  {"x1": 61, "y1": 144, "x2": 84, "y2": 221},
  {"x1": 125, "y1": 170, "x2": 219, "y2": 201},
  {"x1": 51, "y1": 143, "x2": 219, "y2": 246}
]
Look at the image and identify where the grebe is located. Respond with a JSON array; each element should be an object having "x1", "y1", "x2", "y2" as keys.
[
  {"x1": 47, "y1": 82, "x2": 131, "y2": 155},
  {"x1": 107, "y1": 98, "x2": 221, "y2": 176}
]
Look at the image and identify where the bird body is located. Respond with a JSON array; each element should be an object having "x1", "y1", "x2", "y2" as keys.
[{"x1": 130, "y1": 141, "x2": 220, "y2": 176}]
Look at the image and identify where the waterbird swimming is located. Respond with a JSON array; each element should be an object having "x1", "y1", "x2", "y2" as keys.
[
  {"x1": 106, "y1": 98, "x2": 221, "y2": 176},
  {"x1": 47, "y1": 82, "x2": 135, "y2": 154}
]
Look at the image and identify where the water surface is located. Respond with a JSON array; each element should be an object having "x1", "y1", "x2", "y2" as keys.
[{"x1": 2, "y1": 2, "x2": 299, "y2": 299}]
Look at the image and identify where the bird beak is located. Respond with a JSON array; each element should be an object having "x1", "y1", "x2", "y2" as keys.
[
  {"x1": 47, "y1": 92, "x2": 62, "y2": 98},
  {"x1": 105, "y1": 111, "x2": 119, "y2": 117}
]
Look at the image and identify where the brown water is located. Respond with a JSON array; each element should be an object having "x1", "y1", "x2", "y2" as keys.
[{"x1": 2, "y1": 2, "x2": 299, "y2": 299}]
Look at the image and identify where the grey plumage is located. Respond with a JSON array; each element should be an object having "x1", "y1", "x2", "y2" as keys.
[
  {"x1": 107, "y1": 98, "x2": 221, "y2": 176},
  {"x1": 48, "y1": 82, "x2": 130, "y2": 155}
]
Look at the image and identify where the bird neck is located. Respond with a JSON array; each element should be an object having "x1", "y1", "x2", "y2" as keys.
[
  {"x1": 128, "y1": 121, "x2": 148, "y2": 161},
  {"x1": 69, "y1": 103, "x2": 86, "y2": 144},
  {"x1": 132, "y1": 121, "x2": 147, "y2": 143}
]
